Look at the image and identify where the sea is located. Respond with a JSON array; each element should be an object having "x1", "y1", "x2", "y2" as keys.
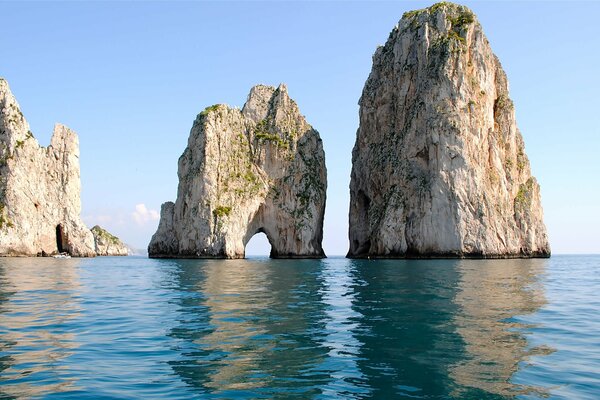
[{"x1": 0, "y1": 255, "x2": 598, "y2": 399}]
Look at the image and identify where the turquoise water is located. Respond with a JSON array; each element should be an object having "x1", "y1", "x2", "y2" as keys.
[{"x1": 0, "y1": 256, "x2": 598, "y2": 399}]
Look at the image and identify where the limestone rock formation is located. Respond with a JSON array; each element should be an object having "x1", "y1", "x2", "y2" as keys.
[
  {"x1": 149, "y1": 84, "x2": 326, "y2": 258},
  {"x1": 348, "y1": 2, "x2": 550, "y2": 258},
  {"x1": 91, "y1": 225, "x2": 129, "y2": 256},
  {"x1": 0, "y1": 78, "x2": 95, "y2": 256}
]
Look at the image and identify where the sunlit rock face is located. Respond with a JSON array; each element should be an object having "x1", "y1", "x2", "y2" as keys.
[
  {"x1": 348, "y1": 2, "x2": 550, "y2": 258},
  {"x1": 0, "y1": 79, "x2": 95, "y2": 257},
  {"x1": 149, "y1": 84, "x2": 326, "y2": 259}
]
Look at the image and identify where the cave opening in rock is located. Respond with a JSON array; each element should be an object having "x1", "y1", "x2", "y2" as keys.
[
  {"x1": 245, "y1": 230, "x2": 272, "y2": 258},
  {"x1": 56, "y1": 224, "x2": 67, "y2": 254}
]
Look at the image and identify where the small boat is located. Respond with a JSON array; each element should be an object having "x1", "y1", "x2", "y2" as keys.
[{"x1": 53, "y1": 253, "x2": 71, "y2": 259}]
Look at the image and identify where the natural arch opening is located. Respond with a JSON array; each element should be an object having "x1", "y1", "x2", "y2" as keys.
[
  {"x1": 244, "y1": 230, "x2": 272, "y2": 258},
  {"x1": 56, "y1": 224, "x2": 67, "y2": 254}
]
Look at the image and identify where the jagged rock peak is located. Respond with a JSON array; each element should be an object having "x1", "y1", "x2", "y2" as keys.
[
  {"x1": 0, "y1": 79, "x2": 95, "y2": 257},
  {"x1": 348, "y1": 2, "x2": 550, "y2": 259},
  {"x1": 91, "y1": 225, "x2": 129, "y2": 256},
  {"x1": 149, "y1": 84, "x2": 327, "y2": 259},
  {"x1": 242, "y1": 84, "x2": 278, "y2": 122}
]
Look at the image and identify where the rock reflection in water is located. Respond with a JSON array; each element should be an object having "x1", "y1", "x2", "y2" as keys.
[
  {"x1": 168, "y1": 258, "x2": 330, "y2": 397},
  {"x1": 344, "y1": 258, "x2": 551, "y2": 398},
  {"x1": 167, "y1": 258, "x2": 552, "y2": 398},
  {"x1": 0, "y1": 257, "x2": 554, "y2": 398},
  {"x1": 450, "y1": 259, "x2": 551, "y2": 398},
  {"x1": 349, "y1": 259, "x2": 465, "y2": 398},
  {"x1": 0, "y1": 258, "x2": 82, "y2": 398}
]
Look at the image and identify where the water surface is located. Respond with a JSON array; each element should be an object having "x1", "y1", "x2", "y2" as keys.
[{"x1": 0, "y1": 256, "x2": 598, "y2": 399}]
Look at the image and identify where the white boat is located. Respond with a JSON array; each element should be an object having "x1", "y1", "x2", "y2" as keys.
[{"x1": 53, "y1": 253, "x2": 71, "y2": 259}]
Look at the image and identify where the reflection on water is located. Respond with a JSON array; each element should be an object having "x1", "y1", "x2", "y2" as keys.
[
  {"x1": 450, "y1": 259, "x2": 550, "y2": 398},
  {"x1": 348, "y1": 259, "x2": 465, "y2": 398},
  {"x1": 166, "y1": 258, "x2": 550, "y2": 399},
  {"x1": 0, "y1": 258, "x2": 82, "y2": 398},
  {"x1": 0, "y1": 256, "x2": 565, "y2": 398},
  {"x1": 168, "y1": 259, "x2": 330, "y2": 398},
  {"x1": 316, "y1": 259, "x2": 371, "y2": 398}
]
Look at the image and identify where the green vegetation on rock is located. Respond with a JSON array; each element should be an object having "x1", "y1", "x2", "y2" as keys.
[
  {"x1": 254, "y1": 119, "x2": 289, "y2": 149},
  {"x1": 516, "y1": 149, "x2": 526, "y2": 172},
  {"x1": 213, "y1": 206, "x2": 232, "y2": 218},
  {"x1": 0, "y1": 204, "x2": 13, "y2": 230},
  {"x1": 199, "y1": 104, "x2": 222, "y2": 117},
  {"x1": 403, "y1": 2, "x2": 473, "y2": 23},
  {"x1": 448, "y1": 8, "x2": 474, "y2": 29},
  {"x1": 91, "y1": 225, "x2": 121, "y2": 244},
  {"x1": 403, "y1": 2, "x2": 475, "y2": 48},
  {"x1": 494, "y1": 94, "x2": 513, "y2": 112},
  {"x1": 0, "y1": 143, "x2": 14, "y2": 166},
  {"x1": 515, "y1": 178, "x2": 535, "y2": 207}
]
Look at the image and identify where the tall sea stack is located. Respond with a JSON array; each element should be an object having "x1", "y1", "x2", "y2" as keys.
[
  {"x1": 0, "y1": 79, "x2": 95, "y2": 257},
  {"x1": 348, "y1": 2, "x2": 550, "y2": 258},
  {"x1": 149, "y1": 84, "x2": 326, "y2": 259}
]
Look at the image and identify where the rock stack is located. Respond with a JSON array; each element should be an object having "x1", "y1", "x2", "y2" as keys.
[
  {"x1": 348, "y1": 2, "x2": 550, "y2": 258},
  {"x1": 149, "y1": 84, "x2": 327, "y2": 258},
  {"x1": 0, "y1": 78, "x2": 95, "y2": 257}
]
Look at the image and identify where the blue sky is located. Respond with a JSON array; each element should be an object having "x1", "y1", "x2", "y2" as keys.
[{"x1": 1, "y1": 1, "x2": 598, "y2": 255}]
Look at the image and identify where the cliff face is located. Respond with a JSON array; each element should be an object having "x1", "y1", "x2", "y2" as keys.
[
  {"x1": 91, "y1": 225, "x2": 129, "y2": 256},
  {"x1": 149, "y1": 84, "x2": 326, "y2": 259},
  {"x1": 348, "y1": 2, "x2": 550, "y2": 258},
  {"x1": 0, "y1": 79, "x2": 95, "y2": 257}
]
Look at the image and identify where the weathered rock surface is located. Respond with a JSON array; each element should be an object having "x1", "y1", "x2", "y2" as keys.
[
  {"x1": 0, "y1": 78, "x2": 95, "y2": 257},
  {"x1": 149, "y1": 84, "x2": 326, "y2": 258},
  {"x1": 91, "y1": 225, "x2": 129, "y2": 256},
  {"x1": 348, "y1": 2, "x2": 550, "y2": 258}
]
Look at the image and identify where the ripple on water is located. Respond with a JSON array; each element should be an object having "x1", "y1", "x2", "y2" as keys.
[{"x1": 0, "y1": 255, "x2": 598, "y2": 398}]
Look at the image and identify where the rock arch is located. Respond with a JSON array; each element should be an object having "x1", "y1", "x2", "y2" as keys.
[
  {"x1": 149, "y1": 84, "x2": 326, "y2": 259},
  {"x1": 243, "y1": 229, "x2": 273, "y2": 257}
]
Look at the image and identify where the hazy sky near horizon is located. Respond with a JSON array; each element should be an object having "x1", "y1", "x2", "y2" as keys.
[{"x1": 2, "y1": 1, "x2": 598, "y2": 255}]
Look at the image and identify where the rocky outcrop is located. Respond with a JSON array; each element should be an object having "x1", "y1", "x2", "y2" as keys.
[
  {"x1": 0, "y1": 78, "x2": 95, "y2": 256},
  {"x1": 348, "y1": 2, "x2": 550, "y2": 258},
  {"x1": 91, "y1": 225, "x2": 129, "y2": 256},
  {"x1": 149, "y1": 84, "x2": 326, "y2": 259}
]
